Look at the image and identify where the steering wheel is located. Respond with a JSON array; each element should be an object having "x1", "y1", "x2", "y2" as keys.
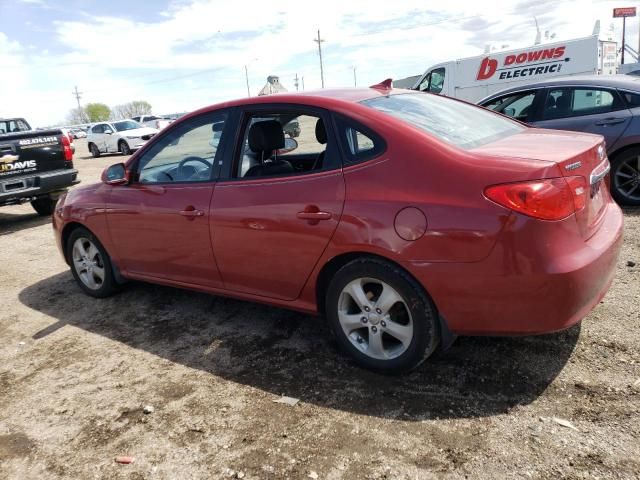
[{"x1": 177, "y1": 156, "x2": 211, "y2": 180}]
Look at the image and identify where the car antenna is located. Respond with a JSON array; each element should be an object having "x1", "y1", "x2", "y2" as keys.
[{"x1": 370, "y1": 78, "x2": 393, "y2": 90}]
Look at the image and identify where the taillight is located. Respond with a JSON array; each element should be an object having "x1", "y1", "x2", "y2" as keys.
[
  {"x1": 61, "y1": 134, "x2": 73, "y2": 161},
  {"x1": 485, "y1": 176, "x2": 587, "y2": 221},
  {"x1": 68, "y1": 132, "x2": 74, "y2": 144}
]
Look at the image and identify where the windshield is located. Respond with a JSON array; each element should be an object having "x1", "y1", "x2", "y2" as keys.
[
  {"x1": 113, "y1": 120, "x2": 143, "y2": 132},
  {"x1": 362, "y1": 93, "x2": 525, "y2": 150}
]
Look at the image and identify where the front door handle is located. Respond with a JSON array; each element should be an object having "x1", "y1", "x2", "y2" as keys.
[
  {"x1": 179, "y1": 207, "x2": 205, "y2": 218},
  {"x1": 595, "y1": 118, "x2": 626, "y2": 126}
]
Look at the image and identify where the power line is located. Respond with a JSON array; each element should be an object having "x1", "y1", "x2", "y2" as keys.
[{"x1": 313, "y1": 29, "x2": 325, "y2": 88}]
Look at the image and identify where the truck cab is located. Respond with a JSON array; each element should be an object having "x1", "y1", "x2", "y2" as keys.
[{"x1": 414, "y1": 63, "x2": 451, "y2": 96}]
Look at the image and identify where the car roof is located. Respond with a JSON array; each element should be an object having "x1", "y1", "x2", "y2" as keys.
[
  {"x1": 481, "y1": 74, "x2": 640, "y2": 102},
  {"x1": 188, "y1": 86, "x2": 413, "y2": 117}
]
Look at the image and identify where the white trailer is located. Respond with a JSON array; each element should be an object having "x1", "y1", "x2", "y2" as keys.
[{"x1": 413, "y1": 35, "x2": 604, "y2": 102}]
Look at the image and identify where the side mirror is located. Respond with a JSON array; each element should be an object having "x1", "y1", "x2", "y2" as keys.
[
  {"x1": 101, "y1": 163, "x2": 128, "y2": 185},
  {"x1": 276, "y1": 137, "x2": 298, "y2": 155},
  {"x1": 503, "y1": 107, "x2": 516, "y2": 118},
  {"x1": 104, "y1": 129, "x2": 113, "y2": 135}
]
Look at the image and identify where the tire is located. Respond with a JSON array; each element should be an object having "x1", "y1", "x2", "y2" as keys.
[
  {"x1": 610, "y1": 148, "x2": 640, "y2": 206},
  {"x1": 66, "y1": 227, "x2": 120, "y2": 298},
  {"x1": 325, "y1": 257, "x2": 439, "y2": 373},
  {"x1": 119, "y1": 140, "x2": 131, "y2": 156},
  {"x1": 89, "y1": 143, "x2": 101, "y2": 158},
  {"x1": 30, "y1": 197, "x2": 56, "y2": 216}
]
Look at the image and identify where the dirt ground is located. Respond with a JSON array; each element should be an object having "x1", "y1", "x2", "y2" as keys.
[{"x1": 1, "y1": 139, "x2": 639, "y2": 479}]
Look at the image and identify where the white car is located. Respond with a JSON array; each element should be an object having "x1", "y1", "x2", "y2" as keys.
[
  {"x1": 131, "y1": 115, "x2": 172, "y2": 130},
  {"x1": 87, "y1": 119, "x2": 158, "y2": 157}
]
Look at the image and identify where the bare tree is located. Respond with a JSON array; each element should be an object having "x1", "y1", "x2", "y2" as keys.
[
  {"x1": 66, "y1": 107, "x2": 89, "y2": 124},
  {"x1": 111, "y1": 101, "x2": 153, "y2": 120}
]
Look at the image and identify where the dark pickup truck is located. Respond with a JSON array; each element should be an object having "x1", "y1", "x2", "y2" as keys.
[{"x1": 0, "y1": 118, "x2": 79, "y2": 216}]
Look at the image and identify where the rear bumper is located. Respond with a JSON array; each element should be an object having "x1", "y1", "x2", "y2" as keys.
[
  {"x1": 0, "y1": 168, "x2": 79, "y2": 205},
  {"x1": 407, "y1": 202, "x2": 624, "y2": 335}
]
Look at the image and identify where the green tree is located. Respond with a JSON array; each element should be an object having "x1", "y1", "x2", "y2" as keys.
[{"x1": 85, "y1": 103, "x2": 111, "y2": 122}]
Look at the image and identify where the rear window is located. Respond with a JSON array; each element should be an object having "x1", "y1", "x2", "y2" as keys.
[{"x1": 362, "y1": 93, "x2": 524, "y2": 149}]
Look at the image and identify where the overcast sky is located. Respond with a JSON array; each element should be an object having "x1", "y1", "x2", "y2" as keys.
[{"x1": 1, "y1": 0, "x2": 638, "y2": 126}]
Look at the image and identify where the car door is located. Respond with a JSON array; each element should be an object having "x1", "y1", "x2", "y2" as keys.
[
  {"x1": 533, "y1": 87, "x2": 632, "y2": 150},
  {"x1": 105, "y1": 110, "x2": 231, "y2": 287},
  {"x1": 211, "y1": 107, "x2": 345, "y2": 300},
  {"x1": 103, "y1": 123, "x2": 120, "y2": 153},
  {"x1": 90, "y1": 124, "x2": 106, "y2": 151}
]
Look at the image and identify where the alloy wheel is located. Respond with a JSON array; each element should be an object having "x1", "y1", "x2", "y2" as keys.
[
  {"x1": 614, "y1": 155, "x2": 640, "y2": 202},
  {"x1": 337, "y1": 277, "x2": 413, "y2": 360},
  {"x1": 72, "y1": 237, "x2": 105, "y2": 290}
]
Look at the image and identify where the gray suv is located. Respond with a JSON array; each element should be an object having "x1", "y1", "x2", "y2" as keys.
[{"x1": 479, "y1": 75, "x2": 640, "y2": 206}]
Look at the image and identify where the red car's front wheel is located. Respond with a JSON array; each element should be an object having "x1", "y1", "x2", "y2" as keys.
[{"x1": 67, "y1": 227, "x2": 119, "y2": 298}]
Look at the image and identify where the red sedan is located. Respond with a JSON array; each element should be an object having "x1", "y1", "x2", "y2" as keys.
[{"x1": 52, "y1": 83, "x2": 623, "y2": 372}]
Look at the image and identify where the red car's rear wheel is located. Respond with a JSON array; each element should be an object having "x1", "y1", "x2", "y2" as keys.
[{"x1": 325, "y1": 257, "x2": 439, "y2": 373}]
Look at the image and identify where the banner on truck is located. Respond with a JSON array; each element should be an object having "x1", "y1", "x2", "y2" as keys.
[{"x1": 468, "y1": 36, "x2": 599, "y2": 87}]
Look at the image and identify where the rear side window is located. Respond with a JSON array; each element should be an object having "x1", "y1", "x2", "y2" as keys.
[
  {"x1": 363, "y1": 93, "x2": 524, "y2": 150},
  {"x1": 621, "y1": 90, "x2": 640, "y2": 107},
  {"x1": 335, "y1": 117, "x2": 385, "y2": 164}
]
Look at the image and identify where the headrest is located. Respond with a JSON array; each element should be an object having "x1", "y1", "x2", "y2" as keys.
[
  {"x1": 248, "y1": 120, "x2": 284, "y2": 152},
  {"x1": 545, "y1": 95, "x2": 556, "y2": 109},
  {"x1": 556, "y1": 94, "x2": 571, "y2": 110},
  {"x1": 315, "y1": 119, "x2": 327, "y2": 144}
]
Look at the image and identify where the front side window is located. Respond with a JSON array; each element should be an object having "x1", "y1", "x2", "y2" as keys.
[
  {"x1": 92, "y1": 124, "x2": 104, "y2": 134},
  {"x1": 137, "y1": 112, "x2": 228, "y2": 183},
  {"x1": 483, "y1": 91, "x2": 536, "y2": 121},
  {"x1": 417, "y1": 68, "x2": 446, "y2": 94},
  {"x1": 542, "y1": 88, "x2": 624, "y2": 120},
  {"x1": 235, "y1": 111, "x2": 335, "y2": 178},
  {"x1": 363, "y1": 93, "x2": 524, "y2": 150}
]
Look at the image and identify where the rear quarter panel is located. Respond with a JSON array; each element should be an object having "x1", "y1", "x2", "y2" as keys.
[{"x1": 322, "y1": 106, "x2": 560, "y2": 264}]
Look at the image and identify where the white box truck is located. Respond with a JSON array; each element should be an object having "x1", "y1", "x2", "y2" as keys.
[{"x1": 412, "y1": 35, "x2": 604, "y2": 102}]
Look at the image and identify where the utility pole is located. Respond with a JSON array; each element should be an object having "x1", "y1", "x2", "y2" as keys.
[
  {"x1": 622, "y1": 16, "x2": 627, "y2": 64},
  {"x1": 294, "y1": 73, "x2": 299, "y2": 91},
  {"x1": 302, "y1": 76, "x2": 305, "y2": 90},
  {"x1": 313, "y1": 29, "x2": 325, "y2": 88},
  {"x1": 353, "y1": 66, "x2": 357, "y2": 87},
  {"x1": 72, "y1": 85, "x2": 82, "y2": 109},
  {"x1": 244, "y1": 65, "x2": 251, "y2": 97}
]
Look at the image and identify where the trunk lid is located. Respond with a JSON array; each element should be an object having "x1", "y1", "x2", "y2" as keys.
[{"x1": 472, "y1": 128, "x2": 610, "y2": 240}]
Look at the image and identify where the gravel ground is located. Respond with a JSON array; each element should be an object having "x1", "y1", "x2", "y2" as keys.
[{"x1": 1, "y1": 139, "x2": 639, "y2": 479}]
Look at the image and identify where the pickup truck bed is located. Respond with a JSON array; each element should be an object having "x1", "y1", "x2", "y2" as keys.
[{"x1": 0, "y1": 126, "x2": 79, "y2": 216}]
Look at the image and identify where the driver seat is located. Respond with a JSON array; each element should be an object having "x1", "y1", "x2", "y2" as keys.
[{"x1": 244, "y1": 120, "x2": 294, "y2": 177}]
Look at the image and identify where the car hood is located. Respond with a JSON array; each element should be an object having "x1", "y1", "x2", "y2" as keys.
[{"x1": 120, "y1": 127, "x2": 158, "y2": 137}]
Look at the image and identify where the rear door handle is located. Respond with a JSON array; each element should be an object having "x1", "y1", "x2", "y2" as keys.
[
  {"x1": 595, "y1": 118, "x2": 626, "y2": 126},
  {"x1": 297, "y1": 211, "x2": 332, "y2": 220},
  {"x1": 179, "y1": 208, "x2": 205, "y2": 217}
]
